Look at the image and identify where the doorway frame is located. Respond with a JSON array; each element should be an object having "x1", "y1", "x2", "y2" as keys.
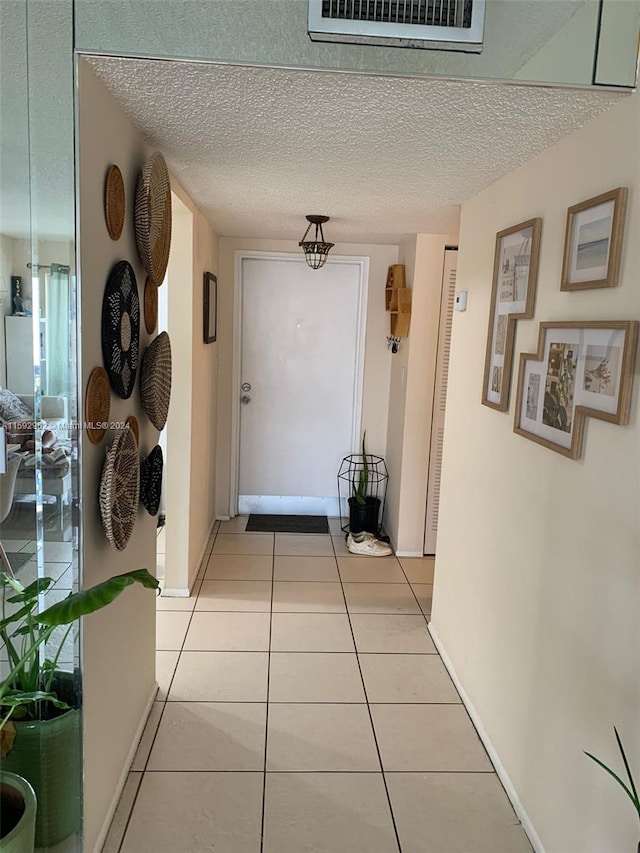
[{"x1": 230, "y1": 250, "x2": 370, "y2": 516}]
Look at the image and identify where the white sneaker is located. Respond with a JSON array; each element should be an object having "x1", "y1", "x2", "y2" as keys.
[{"x1": 346, "y1": 531, "x2": 393, "y2": 556}]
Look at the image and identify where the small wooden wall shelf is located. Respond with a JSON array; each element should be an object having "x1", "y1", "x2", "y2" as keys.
[{"x1": 385, "y1": 264, "x2": 411, "y2": 338}]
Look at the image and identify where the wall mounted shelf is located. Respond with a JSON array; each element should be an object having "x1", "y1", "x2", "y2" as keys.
[{"x1": 385, "y1": 264, "x2": 411, "y2": 338}]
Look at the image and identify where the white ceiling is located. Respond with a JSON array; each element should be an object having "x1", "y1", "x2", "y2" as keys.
[{"x1": 86, "y1": 57, "x2": 622, "y2": 244}]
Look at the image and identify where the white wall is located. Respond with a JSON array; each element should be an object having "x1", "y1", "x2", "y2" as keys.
[
  {"x1": 216, "y1": 238, "x2": 397, "y2": 519},
  {"x1": 384, "y1": 232, "x2": 458, "y2": 554},
  {"x1": 77, "y1": 61, "x2": 158, "y2": 853},
  {"x1": 163, "y1": 183, "x2": 218, "y2": 593},
  {"x1": 433, "y1": 90, "x2": 640, "y2": 852}
]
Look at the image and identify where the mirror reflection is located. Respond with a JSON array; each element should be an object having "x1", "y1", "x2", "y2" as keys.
[{"x1": 1, "y1": 1, "x2": 82, "y2": 851}]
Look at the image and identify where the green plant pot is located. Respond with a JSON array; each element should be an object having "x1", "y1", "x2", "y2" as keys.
[
  {"x1": 3, "y1": 674, "x2": 81, "y2": 848},
  {"x1": 0, "y1": 772, "x2": 36, "y2": 853},
  {"x1": 348, "y1": 496, "x2": 381, "y2": 534}
]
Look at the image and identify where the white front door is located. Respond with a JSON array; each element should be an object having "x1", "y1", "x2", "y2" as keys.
[{"x1": 238, "y1": 255, "x2": 365, "y2": 516}]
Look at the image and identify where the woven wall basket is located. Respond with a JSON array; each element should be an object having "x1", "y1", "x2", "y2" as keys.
[
  {"x1": 134, "y1": 152, "x2": 172, "y2": 287},
  {"x1": 140, "y1": 445, "x2": 163, "y2": 516},
  {"x1": 99, "y1": 428, "x2": 139, "y2": 551},
  {"x1": 85, "y1": 366, "x2": 111, "y2": 444},
  {"x1": 101, "y1": 260, "x2": 140, "y2": 400},
  {"x1": 144, "y1": 277, "x2": 158, "y2": 334},
  {"x1": 125, "y1": 415, "x2": 139, "y2": 446},
  {"x1": 104, "y1": 164, "x2": 125, "y2": 241},
  {"x1": 140, "y1": 331, "x2": 172, "y2": 431}
]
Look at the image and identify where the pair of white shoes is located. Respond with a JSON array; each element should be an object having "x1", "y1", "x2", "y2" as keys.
[{"x1": 346, "y1": 530, "x2": 393, "y2": 557}]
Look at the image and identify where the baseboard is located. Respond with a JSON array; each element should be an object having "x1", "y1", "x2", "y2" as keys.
[
  {"x1": 427, "y1": 625, "x2": 545, "y2": 853},
  {"x1": 215, "y1": 515, "x2": 231, "y2": 521},
  {"x1": 160, "y1": 587, "x2": 190, "y2": 598},
  {"x1": 92, "y1": 682, "x2": 158, "y2": 853},
  {"x1": 189, "y1": 516, "x2": 218, "y2": 589},
  {"x1": 395, "y1": 549, "x2": 424, "y2": 558}
]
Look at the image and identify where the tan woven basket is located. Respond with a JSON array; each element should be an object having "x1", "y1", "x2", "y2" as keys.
[
  {"x1": 144, "y1": 277, "x2": 158, "y2": 334},
  {"x1": 85, "y1": 366, "x2": 111, "y2": 444},
  {"x1": 135, "y1": 152, "x2": 172, "y2": 286},
  {"x1": 99, "y1": 428, "x2": 139, "y2": 551},
  {"x1": 140, "y1": 331, "x2": 172, "y2": 431},
  {"x1": 125, "y1": 415, "x2": 139, "y2": 446},
  {"x1": 104, "y1": 164, "x2": 125, "y2": 241}
]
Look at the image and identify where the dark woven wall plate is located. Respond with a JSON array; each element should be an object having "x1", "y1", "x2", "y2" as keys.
[
  {"x1": 140, "y1": 445, "x2": 163, "y2": 516},
  {"x1": 102, "y1": 260, "x2": 140, "y2": 399}
]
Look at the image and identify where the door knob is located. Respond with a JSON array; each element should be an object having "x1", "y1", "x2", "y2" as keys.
[
  {"x1": 241, "y1": 382, "x2": 252, "y2": 392},
  {"x1": 240, "y1": 395, "x2": 251, "y2": 405}
]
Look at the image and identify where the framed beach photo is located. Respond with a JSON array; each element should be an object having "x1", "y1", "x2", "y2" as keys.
[
  {"x1": 514, "y1": 320, "x2": 638, "y2": 459},
  {"x1": 203, "y1": 272, "x2": 217, "y2": 344},
  {"x1": 482, "y1": 218, "x2": 542, "y2": 411},
  {"x1": 560, "y1": 187, "x2": 627, "y2": 291}
]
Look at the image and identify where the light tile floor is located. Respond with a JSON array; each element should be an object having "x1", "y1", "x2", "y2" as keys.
[{"x1": 106, "y1": 521, "x2": 532, "y2": 853}]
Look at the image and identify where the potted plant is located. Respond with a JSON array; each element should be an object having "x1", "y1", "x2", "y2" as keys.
[
  {"x1": 348, "y1": 432, "x2": 381, "y2": 534},
  {"x1": 585, "y1": 727, "x2": 640, "y2": 852},
  {"x1": 0, "y1": 772, "x2": 36, "y2": 853},
  {"x1": 0, "y1": 567, "x2": 158, "y2": 847}
]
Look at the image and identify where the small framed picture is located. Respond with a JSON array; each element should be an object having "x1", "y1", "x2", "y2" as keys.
[
  {"x1": 514, "y1": 320, "x2": 638, "y2": 459},
  {"x1": 203, "y1": 272, "x2": 217, "y2": 344},
  {"x1": 482, "y1": 218, "x2": 542, "y2": 411},
  {"x1": 560, "y1": 187, "x2": 627, "y2": 291}
]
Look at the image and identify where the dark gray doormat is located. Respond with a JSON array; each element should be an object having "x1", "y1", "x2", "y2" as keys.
[{"x1": 246, "y1": 514, "x2": 329, "y2": 534}]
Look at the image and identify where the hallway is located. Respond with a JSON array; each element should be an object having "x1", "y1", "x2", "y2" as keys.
[{"x1": 105, "y1": 520, "x2": 531, "y2": 853}]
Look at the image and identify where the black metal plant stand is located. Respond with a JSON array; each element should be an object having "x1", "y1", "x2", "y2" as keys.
[{"x1": 337, "y1": 454, "x2": 388, "y2": 535}]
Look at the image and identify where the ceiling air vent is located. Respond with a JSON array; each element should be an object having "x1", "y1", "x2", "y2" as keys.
[{"x1": 308, "y1": 0, "x2": 485, "y2": 52}]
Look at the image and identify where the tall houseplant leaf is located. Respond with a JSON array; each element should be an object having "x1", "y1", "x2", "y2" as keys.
[{"x1": 585, "y1": 727, "x2": 640, "y2": 823}]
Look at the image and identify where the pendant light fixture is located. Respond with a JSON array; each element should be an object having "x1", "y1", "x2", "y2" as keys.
[{"x1": 298, "y1": 215, "x2": 334, "y2": 270}]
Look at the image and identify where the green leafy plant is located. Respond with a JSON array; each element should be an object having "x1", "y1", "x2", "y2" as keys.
[
  {"x1": 352, "y1": 431, "x2": 369, "y2": 506},
  {"x1": 585, "y1": 727, "x2": 640, "y2": 824},
  {"x1": 0, "y1": 568, "x2": 159, "y2": 735}
]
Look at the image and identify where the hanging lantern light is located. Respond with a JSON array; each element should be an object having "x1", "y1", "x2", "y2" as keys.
[{"x1": 298, "y1": 215, "x2": 334, "y2": 270}]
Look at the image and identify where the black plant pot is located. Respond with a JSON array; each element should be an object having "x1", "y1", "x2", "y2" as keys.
[{"x1": 348, "y1": 496, "x2": 380, "y2": 534}]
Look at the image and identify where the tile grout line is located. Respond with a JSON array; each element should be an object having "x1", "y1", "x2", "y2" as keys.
[
  {"x1": 331, "y1": 533, "x2": 404, "y2": 853},
  {"x1": 259, "y1": 532, "x2": 276, "y2": 853},
  {"x1": 115, "y1": 527, "x2": 219, "y2": 853}
]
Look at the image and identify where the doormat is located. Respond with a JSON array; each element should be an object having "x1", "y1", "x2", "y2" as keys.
[
  {"x1": 246, "y1": 514, "x2": 329, "y2": 534},
  {"x1": 5, "y1": 552, "x2": 33, "y2": 573}
]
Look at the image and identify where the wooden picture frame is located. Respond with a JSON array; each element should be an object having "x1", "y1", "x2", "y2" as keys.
[
  {"x1": 482, "y1": 218, "x2": 542, "y2": 411},
  {"x1": 514, "y1": 320, "x2": 638, "y2": 459},
  {"x1": 560, "y1": 187, "x2": 627, "y2": 291},
  {"x1": 203, "y1": 272, "x2": 217, "y2": 344}
]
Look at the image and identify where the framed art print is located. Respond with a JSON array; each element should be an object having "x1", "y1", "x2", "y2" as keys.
[
  {"x1": 514, "y1": 320, "x2": 638, "y2": 459},
  {"x1": 482, "y1": 217, "x2": 542, "y2": 411},
  {"x1": 560, "y1": 187, "x2": 627, "y2": 291},
  {"x1": 203, "y1": 272, "x2": 217, "y2": 344}
]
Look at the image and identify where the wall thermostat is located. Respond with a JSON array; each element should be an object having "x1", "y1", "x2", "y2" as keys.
[{"x1": 454, "y1": 291, "x2": 468, "y2": 312}]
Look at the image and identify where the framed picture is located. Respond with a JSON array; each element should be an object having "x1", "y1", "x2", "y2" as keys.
[
  {"x1": 514, "y1": 320, "x2": 638, "y2": 459},
  {"x1": 203, "y1": 272, "x2": 217, "y2": 344},
  {"x1": 560, "y1": 187, "x2": 627, "y2": 291},
  {"x1": 482, "y1": 218, "x2": 542, "y2": 411}
]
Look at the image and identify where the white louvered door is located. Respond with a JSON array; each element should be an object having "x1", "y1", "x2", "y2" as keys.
[{"x1": 424, "y1": 248, "x2": 458, "y2": 555}]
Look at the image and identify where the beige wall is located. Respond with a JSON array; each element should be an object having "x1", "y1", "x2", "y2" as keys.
[
  {"x1": 433, "y1": 91, "x2": 640, "y2": 852},
  {"x1": 78, "y1": 61, "x2": 220, "y2": 847},
  {"x1": 78, "y1": 62, "x2": 157, "y2": 852},
  {"x1": 384, "y1": 232, "x2": 458, "y2": 553},
  {"x1": 216, "y1": 238, "x2": 397, "y2": 518}
]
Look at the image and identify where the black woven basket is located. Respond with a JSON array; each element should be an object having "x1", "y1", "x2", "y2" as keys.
[{"x1": 101, "y1": 260, "x2": 140, "y2": 399}]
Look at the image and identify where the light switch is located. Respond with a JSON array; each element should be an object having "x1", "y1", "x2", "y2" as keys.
[{"x1": 454, "y1": 291, "x2": 468, "y2": 312}]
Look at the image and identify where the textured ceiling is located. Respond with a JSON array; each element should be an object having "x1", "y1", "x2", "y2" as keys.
[{"x1": 86, "y1": 58, "x2": 622, "y2": 243}]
